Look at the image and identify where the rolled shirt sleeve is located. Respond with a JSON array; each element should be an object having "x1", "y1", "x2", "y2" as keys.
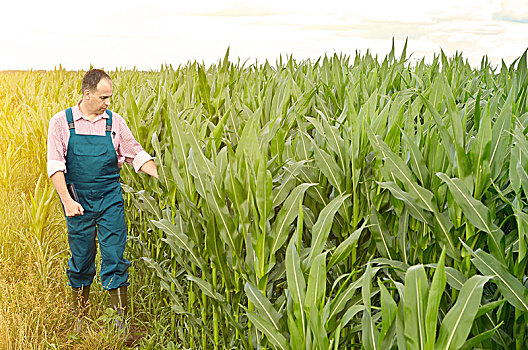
[
  {"x1": 132, "y1": 150, "x2": 154, "y2": 173},
  {"x1": 47, "y1": 160, "x2": 66, "y2": 178},
  {"x1": 47, "y1": 113, "x2": 67, "y2": 178}
]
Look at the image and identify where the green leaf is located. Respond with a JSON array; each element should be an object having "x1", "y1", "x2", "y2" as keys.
[
  {"x1": 168, "y1": 114, "x2": 194, "y2": 197},
  {"x1": 475, "y1": 299, "x2": 506, "y2": 319},
  {"x1": 187, "y1": 127, "x2": 215, "y2": 178},
  {"x1": 246, "y1": 310, "x2": 290, "y2": 350},
  {"x1": 362, "y1": 308, "x2": 379, "y2": 350},
  {"x1": 160, "y1": 280, "x2": 189, "y2": 315},
  {"x1": 368, "y1": 128, "x2": 436, "y2": 213},
  {"x1": 137, "y1": 191, "x2": 162, "y2": 221},
  {"x1": 318, "y1": 111, "x2": 348, "y2": 173},
  {"x1": 151, "y1": 133, "x2": 171, "y2": 190},
  {"x1": 425, "y1": 249, "x2": 446, "y2": 350},
  {"x1": 305, "y1": 252, "x2": 327, "y2": 313},
  {"x1": 312, "y1": 140, "x2": 345, "y2": 193},
  {"x1": 338, "y1": 304, "x2": 364, "y2": 329},
  {"x1": 458, "y1": 322, "x2": 502, "y2": 350},
  {"x1": 370, "y1": 206, "x2": 397, "y2": 260},
  {"x1": 467, "y1": 247, "x2": 528, "y2": 312},
  {"x1": 432, "y1": 210, "x2": 459, "y2": 261},
  {"x1": 372, "y1": 258, "x2": 410, "y2": 272},
  {"x1": 436, "y1": 172, "x2": 504, "y2": 260},
  {"x1": 401, "y1": 131, "x2": 429, "y2": 186},
  {"x1": 441, "y1": 75, "x2": 472, "y2": 186},
  {"x1": 287, "y1": 310, "x2": 304, "y2": 350},
  {"x1": 509, "y1": 138, "x2": 523, "y2": 194},
  {"x1": 379, "y1": 280, "x2": 397, "y2": 346},
  {"x1": 186, "y1": 275, "x2": 225, "y2": 302},
  {"x1": 398, "y1": 209, "x2": 410, "y2": 264},
  {"x1": 269, "y1": 183, "x2": 315, "y2": 259},
  {"x1": 272, "y1": 160, "x2": 307, "y2": 209},
  {"x1": 396, "y1": 300, "x2": 407, "y2": 350},
  {"x1": 435, "y1": 275, "x2": 490, "y2": 350},
  {"x1": 325, "y1": 267, "x2": 382, "y2": 329},
  {"x1": 404, "y1": 265, "x2": 428, "y2": 350},
  {"x1": 308, "y1": 305, "x2": 330, "y2": 350},
  {"x1": 363, "y1": 263, "x2": 373, "y2": 310},
  {"x1": 152, "y1": 218, "x2": 204, "y2": 269},
  {"x1": 444, "y1": 267, "x2": 467, "y2": 290},
  {"x1": 327, "y1": 221, "x2": 366, "y2": 270},
  {"x1": 205, "y1": 213, "x2": 234, "y2": 291},
  {"x1": 308, "y1": 193, "x2": 350, "y2": 264},
  {"x1": 237, "y1": 113, "x2": 261, "y2": 165},
  {"x1": 204, "y1": 177, "x2": 239, "y2": 256},
  {"x1": 490, "y1": 87, "x2": 514, "y2": 180},
  {"x1": 257, "y1": 161, "x2": 273, "y2": 230},
  {"x1": 244, "y1": 282, "x2": 281, "y2": 330},
  {"x1": 469, "y1": 100, "x2": 491, "y2": 199},
  {"x1": 377, "y1": 181, "x2": 433, "y2": 225},
  {"x1": 419, "y1": 93, "x2": 455, "y2": 164},
  {"x1": 285, "y1": 235, "x2": 306, "y2": 323}
]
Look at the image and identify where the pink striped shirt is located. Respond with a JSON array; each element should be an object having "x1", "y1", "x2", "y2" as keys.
[{"x1": 47, "y1": 101, "x2": 153, "y2": 178}]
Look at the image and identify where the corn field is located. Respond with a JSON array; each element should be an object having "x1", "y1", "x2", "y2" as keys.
[
  {"x1": 3, "y1": 43, "x2": 528, "y2": 349},
  {"x1": 113, "y1": 44, "x2": 528, "y2": 349}
]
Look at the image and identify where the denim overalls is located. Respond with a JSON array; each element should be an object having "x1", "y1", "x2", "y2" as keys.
[{"x1": 64, "y1": 107, "x2": 130, "y2": 290}]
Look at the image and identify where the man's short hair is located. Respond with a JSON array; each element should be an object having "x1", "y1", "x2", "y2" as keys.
[{"x1": 81, "y1": 69, "x2": 112, "y2": 93}]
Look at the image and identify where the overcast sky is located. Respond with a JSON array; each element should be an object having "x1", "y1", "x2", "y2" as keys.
[{"x1": 1, "y1": 0, "x2": 527, "y2": 70}]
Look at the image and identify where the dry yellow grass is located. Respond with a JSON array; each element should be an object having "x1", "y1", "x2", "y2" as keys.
[
  {"x1": 0, "y1": 181, "x2": 138, "y2": 349},
  {"x1": 0, "y1": 255, "x2": 70, "y2": 349},
  {"x1": 0, "y1": 254, "x2": 137, "y2": 349}
]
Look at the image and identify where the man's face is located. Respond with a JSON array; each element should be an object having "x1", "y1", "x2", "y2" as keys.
[{"x1": 84, "y1": 78, "x2": 113, "y2": 115}]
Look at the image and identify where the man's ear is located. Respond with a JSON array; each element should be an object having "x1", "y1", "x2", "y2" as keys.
[{"x1": 83, "y1": 89, "x2": 91, "y2": 100}]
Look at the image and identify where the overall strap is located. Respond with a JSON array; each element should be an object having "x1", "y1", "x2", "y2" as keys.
[
  {"x1": 65, "y1": 108, "x2": 76, "y2": 136},
  {"x1": 105, "y1": 109, "x2": 113, "y2": 136}
]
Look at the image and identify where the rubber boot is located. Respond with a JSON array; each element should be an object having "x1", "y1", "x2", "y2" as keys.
[
  {"x1": 71, "y1": 285, "x2": 90, "y2": 333},
  {"x1": 110, "y1": 286, "x2": 144, "y2": 345},
  {"x1": 108, "y1": 286, "x2": 128, "y2": 332}
]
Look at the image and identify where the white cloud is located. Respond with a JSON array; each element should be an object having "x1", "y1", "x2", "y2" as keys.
[{"x1": 494, "y1": 0, "x2": 528, "y2": 23}]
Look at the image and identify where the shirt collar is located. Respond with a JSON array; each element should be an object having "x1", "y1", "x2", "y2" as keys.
[{"x1": 73, "y1": 99, "x2": 109, "y2": 121}]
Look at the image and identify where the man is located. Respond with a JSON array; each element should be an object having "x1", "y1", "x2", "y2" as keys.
[{"x1": 47, "y1": 69, "x2": 158, "y2": 333}]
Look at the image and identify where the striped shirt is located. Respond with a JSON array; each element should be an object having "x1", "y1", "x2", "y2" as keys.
[{"x1": 47, "y1": 100, "x2": 152, "y2": 178}]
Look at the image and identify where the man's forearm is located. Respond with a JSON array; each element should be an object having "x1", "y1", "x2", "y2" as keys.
[
  {"x1": 140, "y1": 160, "x2": 159, "y2": 179},
  {"x1": 50, "y1": 171, "x2": 84, "y2": 217},
  {"x1": 50, "y1": 171, "x2": 72, "y2": 203}
]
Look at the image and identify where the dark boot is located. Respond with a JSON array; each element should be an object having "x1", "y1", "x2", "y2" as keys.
[
  {"x1": 71, "y1": 285, "x2": 91, "y2": 332},
  {"x1": 109, "y1": 286, "x2": 144, "y2": 346},
  {"x1": 108, "y1": 286, "x2": 128, "y2": 331}
]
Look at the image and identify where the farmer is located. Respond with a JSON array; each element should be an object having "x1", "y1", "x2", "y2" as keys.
[{"x1": 47, "y1": 69, "x2": 158, "y2": 333}]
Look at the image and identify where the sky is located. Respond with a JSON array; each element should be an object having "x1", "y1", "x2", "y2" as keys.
[{"x1": 1, "y1": 0, "x2": 527, "y2": 70}]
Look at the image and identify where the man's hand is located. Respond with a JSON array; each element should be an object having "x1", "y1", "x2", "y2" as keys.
[
  {"x1": 140, "y1": 159, "x2": 159, "y2": 179},
  {"x1": 63, "y1": 197, "x2": 85, "y2": 217}
]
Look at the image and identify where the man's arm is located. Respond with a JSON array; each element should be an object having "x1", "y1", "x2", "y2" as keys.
[
  {"x1": 139, "y1": 159, "x2": 159, "y2": 179},
  {"x1": 113, "y1": 114, "x2": 158, "y2": 179},
  {"x1": 50, "y1": 171, "x2": 84, "y2": 217},
  {"x1": 47, "y1": 114, "x2": 83, "y2": 217}
]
